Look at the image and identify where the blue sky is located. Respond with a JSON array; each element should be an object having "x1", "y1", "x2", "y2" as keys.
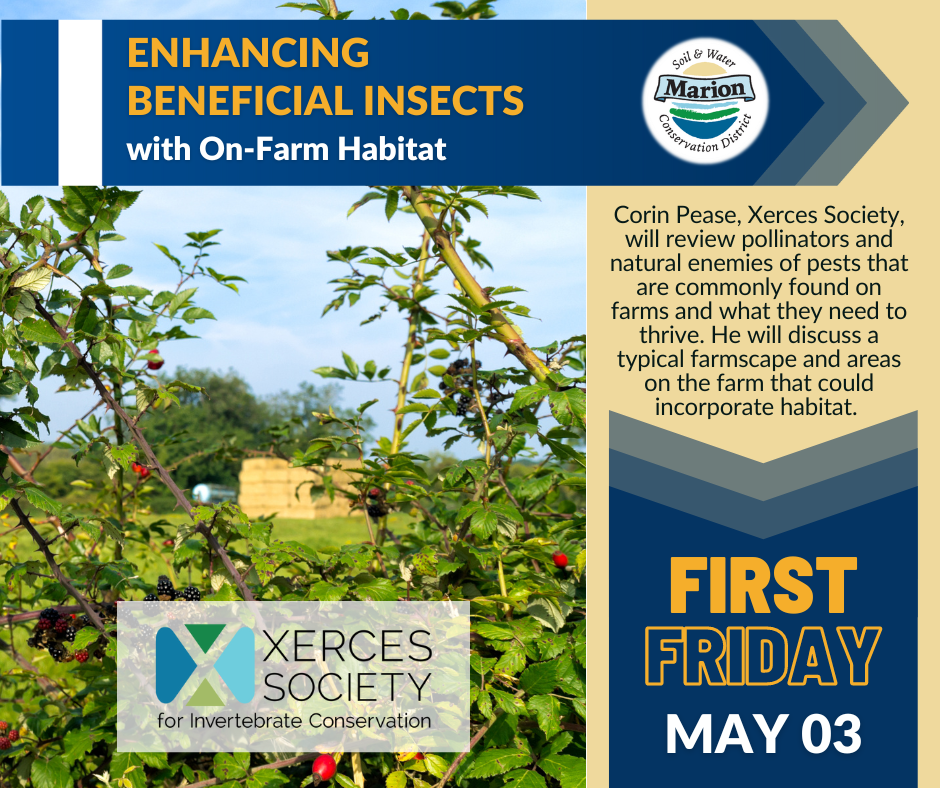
[{"x1": 1, "y1": 1, "x2": 586, "y2": 455}]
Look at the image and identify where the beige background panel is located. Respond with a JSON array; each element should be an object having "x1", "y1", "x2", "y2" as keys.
[{"x1": 587, "y1": 1, "x2": 936, "y2": 785}]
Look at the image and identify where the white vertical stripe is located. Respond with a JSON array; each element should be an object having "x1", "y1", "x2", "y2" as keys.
[{"x1": 58, "y1": 20, "x2": 103, "y2": 185}]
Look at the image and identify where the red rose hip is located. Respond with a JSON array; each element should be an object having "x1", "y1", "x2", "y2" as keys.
[
  {"x1": 552, "y1": 551, "x2": 568, "y2": 569},
  {"x1": 146, "y1": 349, "x2": 164, "y2": 370},
  {"x1": 311, "y1": 753, "x2": 337, "y2": 785}
]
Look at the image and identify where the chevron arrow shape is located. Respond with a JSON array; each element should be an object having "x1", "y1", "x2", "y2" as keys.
[
  {"x1": 609, "y1": 412, "x2": 917, "y2": 538},
  {"x1": 796, "y1": 21, "x2": 908, "y2": 184},
  {"x1": 755, "y1": 20, "x2": 907, "y2": 185},
  {"x1": 755, "y1": 21, "x2": 865, "y2": 185}
]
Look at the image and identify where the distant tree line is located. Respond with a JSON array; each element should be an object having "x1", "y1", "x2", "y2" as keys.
[{"x1": 33, "y1": 368, "x2": 369, "y2": 513}]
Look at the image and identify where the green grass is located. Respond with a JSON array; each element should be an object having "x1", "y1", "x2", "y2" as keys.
[
  {"x1": 669, "y1": 106, "x2": 740, "y2": 121},
  {"x1": 269, "y1": 513, "x2": 411, "y2": 551},
  {"x1": 139, "y1": 512, "x2": 411, "y2": 552}
]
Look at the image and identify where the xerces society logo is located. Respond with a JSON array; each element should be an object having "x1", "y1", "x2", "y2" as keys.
[
  {"x1": 643, "y1": 37, "x2": 768, "y2": 164},
  {"x1": 156, "y1": 624, "x2": 255, "y2": 706}
]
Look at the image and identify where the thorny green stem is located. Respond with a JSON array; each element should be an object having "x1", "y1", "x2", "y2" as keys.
[{"x1": 401, "y1": 186, "x2": 552, "y2": 384}]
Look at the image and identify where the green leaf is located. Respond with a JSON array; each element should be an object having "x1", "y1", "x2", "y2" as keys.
[
  {"x1": 548, "y1": 388, "x2": 586, "y2": 427},
  {"x1": 61, "y1": 728, "x2": 95, "y2": 764},
  {"x1": 18, "y1": 317, "x2": 63, "y2": 345},
  {"x1": 137, "y1": 752, "x2": 168, "y2": 768},
  {"x1": 466, "y1": 749, "x2": 530, "y2": 778},
  {"x1": 352, "y1": 575, "x2": 398, "y2": 602},
  {"x1": 24, "y1": 486, "x2": 62, "y2": 516},
  {"x1": 470, "y1": 508, "x2": 498, "y2": 539},
  {"x1": 527, "y1": 597, "x2": 569, "y2": 633},
  {"x1": 342, "y1": 352, "x2": 359, "y2": 378},
  {"x1": 109, "y1": 753, "x2": 146, "y2": 788},
  {"x1": 386, "y1": 772, "x2": 407, "y2": 788},
  {"x1": 14, "y1": 267, "x2": 52, "y2": 293},
  {"x1": 385, "y1": 188, "x2": 400, "y2": 220},
  {"x1": 510, "y1": 382, "x2": 549, "y2": 413},
  {"x1": 214, "y1": 752, "x2": 250, "y2": 780},
  {"x1": 503, "y1": 770, "x2": 548, "y2": 788},
  {"x1": 423, "y1": 754, "x2": 448, "y2": 779},
  {"x1": 30, "y1": 758, "x2": 73, "y2": 788},
  {"x1": 528, "y1": 694, "x2": 563, "y2": 738},
  {"x1": 73, "y1": 627, "x2": 100, "y2": 651},
  {"x1": 501, "y1": 186, "x2": 541, "y2": 200},
  {"x1": 106, "y1": 263, "x2": 133, "y2": 279},
  {"x1": 334, "y1": 775, "x2": 359, "y2": 788},
  {"x1": 490, "y1": 689, "x2": 527, "y2": 715},
  {"x1": 181, "y1": 306, "x2": 216, "y2": 321},
  {"x1": 520, "y1": 661, "x2": 557, "y2": 695},
  {"x1": 247, "y1": 770, "x2": 290, "y2": 787},
  {"x1": 539, "y1": 754, "x2": 586, "y2": 788},
  {"x1": 168, "y1": 286, "x2": 198, "y2": 317}
]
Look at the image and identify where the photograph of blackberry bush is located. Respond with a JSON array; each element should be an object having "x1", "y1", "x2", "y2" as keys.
[{"x1": 0, "y1": 6, "x2": 586, "y2": 788}]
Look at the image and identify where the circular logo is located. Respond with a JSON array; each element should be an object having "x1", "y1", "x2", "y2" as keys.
[{"x1": 642, "y1": 38, "x2": 769, "y2": 164}]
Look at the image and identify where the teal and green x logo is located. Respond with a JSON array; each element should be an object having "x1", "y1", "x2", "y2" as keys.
[{"x1": 155, "y1": 625, "x2": 255, "y2": 706}]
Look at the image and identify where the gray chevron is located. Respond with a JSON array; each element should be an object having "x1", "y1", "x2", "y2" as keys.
[
  {"x1": 797, "y1": 20, "x2": 908, "y2": 185},
  {"x1": 755, "y1": 21, "x2": 864, "y2": 185},
  {"x1": 609, "y1": 448, "x2": 916, "y2": 539},
  {"x1": 609, "y1": 411, "x2": 916, "y2": 500}
]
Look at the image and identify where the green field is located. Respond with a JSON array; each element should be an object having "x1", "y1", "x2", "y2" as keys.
[{"x1": 137, "y1": 512, "x2": 410, "y2": 551}]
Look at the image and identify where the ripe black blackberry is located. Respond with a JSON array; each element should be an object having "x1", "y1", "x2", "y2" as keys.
[
  {"x1": 456, "y1": 395, "x2": 472, "y2": 416},
  {"x1": 157, "y1": 575, "x2": 175, "y2": 596},
  {"x1": 181, "y1": 586, "x2": 201, "y2": 602},
  {"x1": 143, "y1": 593, "x2": 160, "y2": 613},
  {"x1": 78, "y1": 614, "x2": 91, "y2": 627},
  {"x1": 39, "y1": 608, "x2": 59, "y2": 623},
  {"x1": 63, "y1": 626, "x2": 76, "y2": 643},
  {"x1": 48, "y1": 645, "x2": 65, "y2": 662}
]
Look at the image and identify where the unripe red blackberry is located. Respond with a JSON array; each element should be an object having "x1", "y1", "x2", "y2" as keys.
[
  {"x1": 0, "y1": 737, "x2": 9, "y2": 750},
  {"x1": 36, "y1": 619, "x2": 52, "y2": 631},
  {"x1": 131, "y1": 461, "x2": 151, "y2": 479},
  {"x1": 0, "y1": 721, "x2": 8, "y2": 731},
  {"x1": 75, "y1": 649, "x2": 89, "y2": 663},
  {"x1": 7, "y1": 730, "x2": 18, "y2": 743},
  {"x1": 54, "y1": 618, "x2": 69, "y2": 633}
]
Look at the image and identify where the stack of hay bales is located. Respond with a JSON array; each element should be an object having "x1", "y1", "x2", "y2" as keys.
[{"x1": 237, "y1": 457, "x2": 359, "y2": 520}]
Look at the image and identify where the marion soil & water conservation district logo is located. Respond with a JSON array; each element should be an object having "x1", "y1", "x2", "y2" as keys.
[{"x1": 642, "y1": 38, "x2": 768, "y2": 164}]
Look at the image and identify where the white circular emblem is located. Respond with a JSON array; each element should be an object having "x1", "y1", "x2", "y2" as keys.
[{"x1": 642, "y1": 37, "x2": 769, "y2": 164}]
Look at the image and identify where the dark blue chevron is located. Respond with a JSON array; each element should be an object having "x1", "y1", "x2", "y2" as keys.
[{"x1": 755, "y1": 21, "x2": 864, "y2": 184}]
